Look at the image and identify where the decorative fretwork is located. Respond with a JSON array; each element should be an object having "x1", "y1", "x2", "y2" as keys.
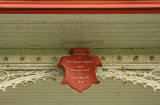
[
  {"x1": 0, "y1": 69, "x2": 56, "y2": 91},
  {"x1": 0, "y1": 54, "x2": 160, "y2": 92},
  {"x1": 97, "y1": 64, "x2": 160, "y2": 91}
]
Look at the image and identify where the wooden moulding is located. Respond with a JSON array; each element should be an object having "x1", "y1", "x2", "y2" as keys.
[{"x1": 0, "y1": 0, "x2": 160, "y2": 14}]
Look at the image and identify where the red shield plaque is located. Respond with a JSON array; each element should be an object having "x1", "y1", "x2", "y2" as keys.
[{"x1": 58, "y1": 48, "x2": 102, "y2": 92}]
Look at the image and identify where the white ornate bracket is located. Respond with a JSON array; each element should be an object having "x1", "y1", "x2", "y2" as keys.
[
  {"x1": 0, "y1": 70, "x2": 56, "y2": 91},
  {"x1": 0, "y1": 63, "x2": 58, "y2": 91},
  {"x1": 97, "y1": 64, "x2": 160, "y2": 91},
  {"x1": 1, "y1": 63, "x2": 160, "y2": 92}
]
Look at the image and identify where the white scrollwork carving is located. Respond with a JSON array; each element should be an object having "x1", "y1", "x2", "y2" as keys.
[
  {"x1": 1, "y1": 63, "x2": 160, "y2": 92},
  {"x1": 0, "y1": 70, "x2": 55, "y2": 91},
  {"x1": 0, "y1": 70, "x2": 9, "y2": 82},
  {"x1": 97, "y1": 65, "x2": 160, "y2": 91}
]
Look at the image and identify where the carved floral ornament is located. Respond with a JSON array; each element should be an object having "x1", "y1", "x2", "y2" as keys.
[{"x1": 0, "y1": 49, "x2": 160, "y2": 92}]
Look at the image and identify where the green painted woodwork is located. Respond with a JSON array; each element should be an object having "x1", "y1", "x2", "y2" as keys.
[
  {"x1": 0, "y1": 14, "x2": 160, "y2": 105},
  {"x1": 0, "y1": 77, "x2": 160, "y2": 105},
  {"x1": 0, "y1": 14, "x2": 160, "y2": 49},
  {"x1": 0, "y1": 49, "x2": 160, "y2": 55}
]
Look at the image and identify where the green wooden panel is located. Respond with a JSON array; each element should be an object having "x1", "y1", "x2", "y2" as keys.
[
  {"x1": 0, "y1": 14, "x2": 160, "y2": 49},
  {"x1": 0, "y1": 49, "x2": 160, "y2": 55},
  {"x1": 0, "y1": 52, "x2": 160, "y2": 105},
  {"x1": 0, "y1": 77, "x2": 160, "y2": 105},
  {"x1": 0, "y1": 14, "x2": 160, "y2": 105}
]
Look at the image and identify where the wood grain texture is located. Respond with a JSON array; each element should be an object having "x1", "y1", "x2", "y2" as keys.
[
  {"x1": 0, "y1": 14, "x2": 160, "y2": 105},
  {"x1": 0, "y1": 55, "x2": 160, "y2": 105},
  {"x1": 0, "y1": 78, "x2": 160, "y2": 105},
  {"x1": 0, "y1": 14, "x2": 160, "y2": 49}
]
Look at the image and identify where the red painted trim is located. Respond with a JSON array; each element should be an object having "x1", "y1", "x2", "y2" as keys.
[
  {"x1": 1, "y1": 9, "x2": 160, "y2": 14},
  {"x1": 1, "y1": 0, "x2": 160, "y2": 9},
  {"x1": 0, "y1": 0, "x2": 160, "y2": 14}
]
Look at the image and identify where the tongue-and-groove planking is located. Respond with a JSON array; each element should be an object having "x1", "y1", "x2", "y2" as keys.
[{"x1": 0, "y1": 14, "x2": 160, "y2": 49}]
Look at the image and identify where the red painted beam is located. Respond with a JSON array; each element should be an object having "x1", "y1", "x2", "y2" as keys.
[
  {"x1": 1, "y1": 0, "x2": 160, "y2": 9},
  {"x1": 1, "y1": 9, "x2": 160, "y2": 14},
  {"x1": 0, "y1": 0, "x2": 160, "y2": 14}
]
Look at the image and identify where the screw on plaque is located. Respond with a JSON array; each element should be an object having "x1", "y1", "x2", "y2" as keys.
[
  {"x1": 149, "y1": 55, "x2": 155, "y2": 61},
  {"x1": 20, "y1": 56, "x2": 25, "y2": 61},
  {"x1": 36, "y1": 56, "x2": 41, "y2": 61},
  {"x1": 133, "y1": 55, "x2": 139, "y2": 61},
  {"x1": 117, "y1": 55, "x2": 122, "y2": 61},
  {"x1": 101, "y1": 56, "x2": 106, "y2": 61},
  {"x1": 4, "y1": 56, "x2": 9, "y2": 61}
]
